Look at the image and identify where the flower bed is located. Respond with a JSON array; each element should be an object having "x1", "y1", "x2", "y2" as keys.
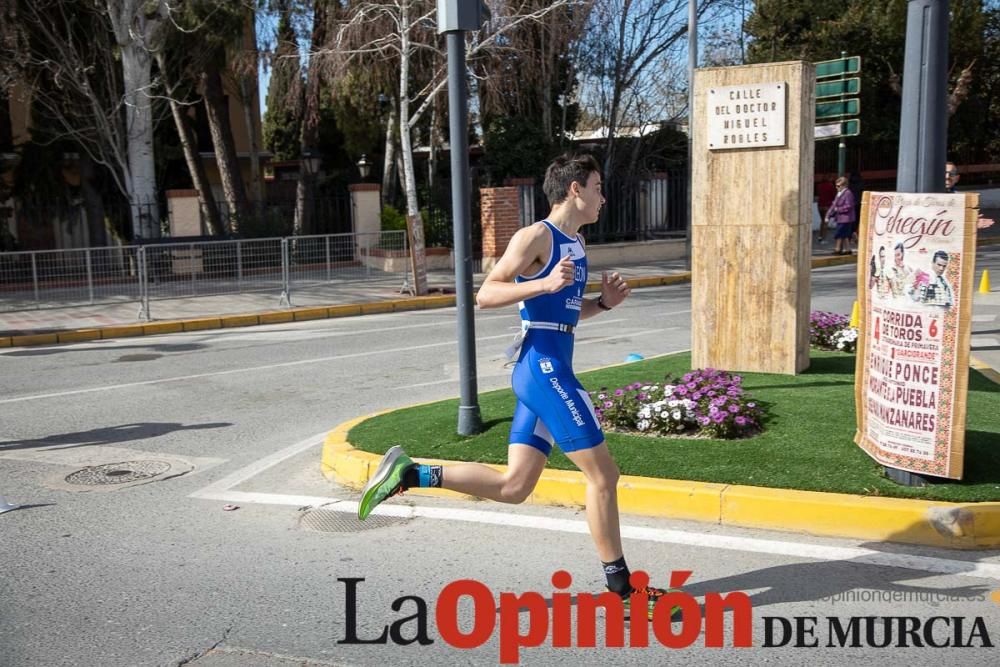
[
  {"x1": 810, "y1": 310, "x2": 858, "y2": 353},
  {"x1": 590, "y1": 368, "x2": 766, "y2": 439}
]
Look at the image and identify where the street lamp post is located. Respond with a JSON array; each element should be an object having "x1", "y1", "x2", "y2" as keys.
[
  {"x1": 438, "y1": 0, "x2": 483, "y2": 436},
  {"x1": 685, "y1": 0, "x2": 698, "y2": 271}
]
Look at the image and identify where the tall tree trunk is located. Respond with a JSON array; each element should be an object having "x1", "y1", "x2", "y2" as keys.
[
  {"x1": 541, "y1": 11, "x2": 553, "y2": 138},
  {"x1": 238, "y1": 11, "x2": 263, "y2": 204},
  {"x1": 398, "y1": 0, "x2": 427, "y2": 295},
  {"x1": 239, "y1": 73, "x2": 264, "y2": 204},
  {"x1": 121, "y1": 40, "x2": 160, "y2": 238},
  {"x1": 202, "y1": 59, "x2": 251, "y2": 234},
  {"x1": 382, "y1": 103, "x2": 398, "y2": 202},
  {"x1": 157, "y1": 53, "x2": 222, "y2": 236},
  {"x1": 294, "y1": 0, "x2": 328, "y2": 237},
  {"x1": 106, "y1": 0, "x2": 161, "y2": 239}
]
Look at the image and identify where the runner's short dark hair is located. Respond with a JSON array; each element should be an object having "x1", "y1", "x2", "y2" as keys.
[{"x1": 543, "y1": 153, "x2": 601, "y2": 206}]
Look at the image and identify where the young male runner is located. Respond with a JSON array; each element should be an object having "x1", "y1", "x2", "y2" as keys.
[{"x1": 358, "y1": 153, "x2": 672, "y2": 617}]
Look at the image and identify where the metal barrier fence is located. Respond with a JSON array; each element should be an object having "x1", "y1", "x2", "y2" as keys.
[{"x1": 0, "y1": 230, "x2": 409, "y2": 319}]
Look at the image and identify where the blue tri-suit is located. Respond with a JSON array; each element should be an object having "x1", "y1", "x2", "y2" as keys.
[{"x1": 508, "y1": 220, "x2": 605, "y2": 456}]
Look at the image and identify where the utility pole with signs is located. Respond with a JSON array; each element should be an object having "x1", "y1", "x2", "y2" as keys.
[
  {"x1": 437, "y1": 0, "x2": 483, "y2": 436},
  {"x1": 814, "y1": 53, "x2": 862, "y2": 175}
]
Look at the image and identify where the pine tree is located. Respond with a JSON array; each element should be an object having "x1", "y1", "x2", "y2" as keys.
[{"x1": 262, "y1": 2, "x2": 303, "y2": 161}]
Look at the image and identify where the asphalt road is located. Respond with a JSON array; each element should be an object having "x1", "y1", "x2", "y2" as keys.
[{"x1": 2, "y1": 252, "x2": 1000, "y2": 667}]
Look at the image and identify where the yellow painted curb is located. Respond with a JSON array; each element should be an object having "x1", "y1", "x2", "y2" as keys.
[
  {"x1": 322, "y1": 411, "x2": 1000, "y2": 549},
  {"x1": 360, "y1": 301, "x2": 395, "y2": 315},
  {"x1": 221, "y1": 314, "x2": 260, "y2": 328},
  {"x1": 99, "y1": 324, "x2": 146, "y2": 338},
  {"x1": 327, "y1": 304, "x2": 363, "y2": 318},
  {"x1": 293, "y1": 307, "x2": 329, "y2": 321},
  {"x1": 57, "y1": 329, "x2": 102, "y2": 344},
  {"x1": 182, "y1": 318, "x2": 222, "y2": 332},
  {"x1": 10, "y1": 333, "x2": 59, "y2": 347},
  {"x1": 143, "y1": 321, "x2": 184, "y2": 335},
  {"x1": 0, "y1": 336, "x2": 11, "y2": 348},
  {"x1": 259, "y1": 310, "x2": 295, "y2": 324},
  {"x1": 971, "y1": 355, "x2": 1000, "y2": 386}
]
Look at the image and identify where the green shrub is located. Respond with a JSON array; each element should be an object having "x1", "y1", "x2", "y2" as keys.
[{"x1": 381, "y1": 204, "x2": 407, "y2": 232}]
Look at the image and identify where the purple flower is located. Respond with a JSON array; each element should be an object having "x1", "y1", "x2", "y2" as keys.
[
  {"x1": 686, "y1": 381, "x2": 697, "y2": 390},
  {"x1": 747, "y1": 402, "x2": 756, "y2": 408},
  {"x1": 735, "y1": 416, "x2": 747, "y2": 426},
  {"x1": 614, "y1": 389, "x2": 624, "y2": 396},
  {"x1": 604, "y1": 401, "x2": 613, "y2": 408},
  {"x1": 712, "y1": 412, "x2": 726, "y2": 423},
  {"x1": 638, "y1": 393, "x2": 648, "y2": 400},
  {"x1": 728, "y1": 404, "x2": 740, "y2": 413},
  {"x1": 683, "y1": 373, "x2": 693, "y2": 382},
  {"x1": 733, "y1": 375, "x2": 742, "y2": 383},
  {"x1": 699, "y1": 416, "x2": 711, "y2": 426},
  {"x1": 675, "y1": 387, "x2": 687, "y2": 396},
  {"x1": 692, "y1": 392, "x2": 703, "y2": 400}
]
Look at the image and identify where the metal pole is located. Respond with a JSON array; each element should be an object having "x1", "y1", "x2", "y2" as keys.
[
  {"x1": 85, "y1": 248, "x2": 94, "y2": 305},
  {"x1": 886, "y1": 0, "x2": 950, "y2": 487},
  {"x1": 445, "y1": 29, "x2": 482, "y2": 436},
  {"x1": 30, "y1": 252, "x2": 39, "y2": 309},
  {"x1": 837, "y1": 50, "x2": 847, "y2": 177},
  {"x1": 685, "y1": 0, "x2": 697, "y2": 271},
  {"x1": 280, "y1": 238, "x2": 291, "y2": 307},
  {"x1": 896, "y1": 0, "x2": 949, "y2": 193}
]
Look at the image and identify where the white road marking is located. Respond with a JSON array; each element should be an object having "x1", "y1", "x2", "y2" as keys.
[{"x1": 190, "y1": 431, "x2": 1000, "y2": 582}]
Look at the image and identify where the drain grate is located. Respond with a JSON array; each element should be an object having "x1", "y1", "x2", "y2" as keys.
[
  {"x1": 299, "y1": 508, "x2": 410, "y2": 533},
  {"x1": 64, "y1": 460, "x2": 172, "y2": 486}
]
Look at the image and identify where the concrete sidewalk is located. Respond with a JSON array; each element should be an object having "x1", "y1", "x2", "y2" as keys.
[{"x1": 0, "y1": 234, "x2": 861, "y2": 342}]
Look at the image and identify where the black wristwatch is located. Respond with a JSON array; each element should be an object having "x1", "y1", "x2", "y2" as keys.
[{"x1": 596, "y1": 296, "x2": 613, "y2": 311}]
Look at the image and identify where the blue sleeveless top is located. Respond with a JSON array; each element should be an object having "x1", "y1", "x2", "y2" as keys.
[{"x1": 515, "y1": 220, "x2": 588, "y2": 327}]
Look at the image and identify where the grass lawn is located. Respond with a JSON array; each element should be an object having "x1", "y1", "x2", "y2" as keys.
[{"x1": 349, "y1": 351, "x2": 1000, "y2": 502}]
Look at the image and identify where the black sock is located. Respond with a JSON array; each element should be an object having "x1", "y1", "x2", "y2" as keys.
[
  {"x1": 402, "y1": 464, "x2": 442, "y2": 489},
  {"x1": 602, "y1": 556, "x2": 631, "y2": 596}
]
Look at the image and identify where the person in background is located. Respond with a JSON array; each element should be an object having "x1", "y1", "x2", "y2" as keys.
[
  {"x1": 826, "y1": 176, "x2": 856, "y2": 256},
  {"x1": 946, "y1": 161, "x2": 996, "y2": 230}
]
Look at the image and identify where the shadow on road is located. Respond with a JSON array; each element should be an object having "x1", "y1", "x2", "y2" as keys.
[{"x1": 0, "y1": 421, "x2": 232, "y2": 451}]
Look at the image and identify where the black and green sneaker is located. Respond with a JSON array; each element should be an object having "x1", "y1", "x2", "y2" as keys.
[
  {"x1": 621, "y1": 585, "x2": 683, "y2": 620},
  {"x1": 358, "y1": 445, "x2": 415, "y2": 520}
]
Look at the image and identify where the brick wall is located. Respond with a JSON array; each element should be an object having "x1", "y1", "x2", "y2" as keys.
[{"x1": 480, "y1": 186, "x2": 521, "y2": 265}]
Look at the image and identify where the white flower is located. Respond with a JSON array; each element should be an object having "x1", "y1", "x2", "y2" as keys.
[
  {"x1": 663, "y1": 385, "x2": 675, "y2": 393},
  {"x1": 668, "y1": 400, "x2": 679, "y2": 408},
  {"x1": 659, "y1": 411, "x2": 669, "y2": 419},
  {"x1": 637, "y1": 419, "x2": 651, "y2": 431},
  {"x1": 672, "y1": 410, "x2": 682, "y2": 420}
]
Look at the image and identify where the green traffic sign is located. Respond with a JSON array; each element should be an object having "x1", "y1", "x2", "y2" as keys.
[
  {"x1": 816, "y1": 77, "x2": 861, "y2": 100},
  {"x1": 815, "y1": 56, "x2": 862, "y2": 79},
  {"x1": 815, "y1": 119, "x2": 861, "y2": 141},
  {"x1": 816, "y1": 98, "x2": 860, "y2": 120}
]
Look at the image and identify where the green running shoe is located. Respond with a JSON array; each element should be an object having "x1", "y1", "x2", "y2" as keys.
[
  {"x1": 358, "y1": 445, "x2": 414, "y2": 520},
  {"x1": 620, "y1": 585, "x2": 683, "y2": 620}
]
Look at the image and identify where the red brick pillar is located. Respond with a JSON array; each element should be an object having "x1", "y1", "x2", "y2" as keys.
[{"x1": 480, "y1": 186, "x2": 521, "y2": 272}]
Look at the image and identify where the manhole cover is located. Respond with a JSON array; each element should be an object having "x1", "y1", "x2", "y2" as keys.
[
  {"x1": 299, "y1": 508, "x2": 410, "y2": 533},
  {"x1": 65, "y1": 460, "x2": 172, "y2": 486}
]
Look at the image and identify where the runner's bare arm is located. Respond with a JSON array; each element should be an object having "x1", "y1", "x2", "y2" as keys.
[{"x1": 476, "y1": 225, "x2": 574, "y2": 309}]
